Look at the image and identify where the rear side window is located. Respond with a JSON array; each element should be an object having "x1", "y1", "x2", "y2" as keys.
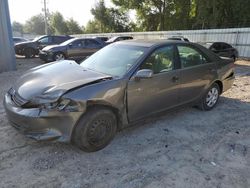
[
  {"x1": 177, "y1": 46, "x2": 209, "y2": 68},
  {"x1": 71, "y1": 40, "x2": 83, "y2": 48},
  {"x1": 84, "y1": 39, "x2": 101, "y2": 47},
  {"x1": 221, "y1": 43, "x2": 232, "y2": 49},
  {"x1": 54, "y1": 36, "x2": 68, "y2": 44},
  {"x1": 211, "y1": 43, "x2": 221, "y2": 50}
]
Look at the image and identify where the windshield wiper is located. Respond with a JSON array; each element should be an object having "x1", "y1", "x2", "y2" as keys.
[{"x1": 84, "y1": 67, "x2": 114, "y2": 78}]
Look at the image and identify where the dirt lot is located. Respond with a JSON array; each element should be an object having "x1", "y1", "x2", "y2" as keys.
[{"x1": 0, "y1": 57, "x2": 250, "y2": 188}]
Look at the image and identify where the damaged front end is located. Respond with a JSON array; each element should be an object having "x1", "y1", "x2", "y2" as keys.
[{"x1": 4, "y1": 87, "x2": 86, "y2": 142}]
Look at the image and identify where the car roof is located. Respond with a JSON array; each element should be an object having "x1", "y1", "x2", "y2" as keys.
[{"x1": 116, "y1": 39, "x2": 188, "y2": 48}]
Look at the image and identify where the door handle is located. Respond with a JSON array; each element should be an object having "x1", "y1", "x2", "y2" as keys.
[{"x1": 172, "y1": 76, "x2": 179, "y2": 82}]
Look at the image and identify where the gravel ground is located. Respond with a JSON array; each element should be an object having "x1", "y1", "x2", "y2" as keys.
[{"x1": 0, "y1": 57, "x2": 250, "y2": 188}]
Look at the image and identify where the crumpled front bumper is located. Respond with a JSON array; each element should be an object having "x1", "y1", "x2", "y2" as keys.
[
  {"x1": 39, "y1": 51, "x2": 54, "y2": 62},
  {"x1": 3, "y1": 93, "x2": 83, "y2": 142}
]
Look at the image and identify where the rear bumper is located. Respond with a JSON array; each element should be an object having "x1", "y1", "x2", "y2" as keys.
[
  {"x1": 222, "y1": 73, "x2": 235, "y2": 93},
  {"x1": 3, "y1": 93, "x2": 82, "y2": 142}
]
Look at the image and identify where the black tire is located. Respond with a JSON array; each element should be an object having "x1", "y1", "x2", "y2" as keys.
[
  {"x1": 72, "y1": 107, "x2": 117, "y2": 152},
  {"x1": 53, "y1": 52, "x2": 65, "y2": 61},
  {"x1": 231, "y1": 55, "x2": 236, "y2": 62},
  {"x1": 198, "y1": 83, "x2": 220, "y2": 111},
  {"x1": 24, "y1": 48, "x2": 35, "y2": 58}
]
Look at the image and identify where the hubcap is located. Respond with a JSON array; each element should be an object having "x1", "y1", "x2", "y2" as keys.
[
  {"x1": 87, "y1": 117, "x2": 112, "y2": 146},
  {"x1": 55, "y1": 54, "x2": 64, "y2": 61},
  {"x1": 206, "y1": 87, "x2": 219, "y2": 107}
]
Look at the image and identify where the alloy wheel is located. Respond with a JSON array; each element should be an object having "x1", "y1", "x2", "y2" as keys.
[
  {"x1": 206, "y1": 87, "x2": 219, "y2": 107},
  {"x1": 55, "y1": 53, "x2": 65, "y2": 61}
]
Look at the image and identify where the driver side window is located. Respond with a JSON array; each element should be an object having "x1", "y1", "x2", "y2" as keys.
[
  {"x1": 71, "y1": 40, "x2": 83, "y2": 48},
  {"x1": 38, "y1": 37, "x2": 51, "y2": 44},
  {"x1": 140, "y1": 46, "x2": 174, "y2": 74}
]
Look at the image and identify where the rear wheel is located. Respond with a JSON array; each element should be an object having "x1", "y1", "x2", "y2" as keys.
[
  {"x1": 24, "y1": 48, "x2": 35, "y2": 58},
  {"x1": 231, "y1": 55, "x2": 236, "y2": 62},
  {"x1": 198, "y1": 83, "x2": 220, "y2": 111},
  {"x1": 72, "y1": 107, "x2": 117, "y2": 152},
  {"x1": 53, "y1": 52, "x2": 65, "y2": 61}
]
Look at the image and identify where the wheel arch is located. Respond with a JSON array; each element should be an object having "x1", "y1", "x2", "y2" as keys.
[
  {"x1": 70, "y1": 101, "x2": 123, "y2": 143},
  {"x1": 54, "y1": 51, "x2": 67, "y2": 59},
  {"x1": 86, "y1": 101, "x2": 122, "y2": 128},
  {"x1": 213, "y1": 80, "x2": 223, "y2": 94}
]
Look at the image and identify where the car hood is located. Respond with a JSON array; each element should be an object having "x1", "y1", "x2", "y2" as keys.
[
  {"x1": 13, "y1": 60, "x2": 112, "y2": 100},
  {"x1": 15, "y1": 41, "x2": 34, "y2": 46}
]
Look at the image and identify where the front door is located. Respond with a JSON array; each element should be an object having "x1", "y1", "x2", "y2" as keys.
[
  {"x1": 127, "y1": 45, "x2": 181, "y2": 122},
  {"x1": 67, "y1": 39, "x2": 85, "y2": 58}
]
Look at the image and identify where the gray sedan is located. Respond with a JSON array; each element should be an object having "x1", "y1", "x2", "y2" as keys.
[{"x1": 4, "y1": 40, "x2": 235, "y2": 152}]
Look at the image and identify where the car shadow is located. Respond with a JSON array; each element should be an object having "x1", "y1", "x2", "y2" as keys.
[{"x1": 121, "y1": 96, "x2": 250, "y2": 136}]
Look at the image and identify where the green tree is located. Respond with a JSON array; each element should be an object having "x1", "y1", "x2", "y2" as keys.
[
  {"x1": 12, "y1": 21, "x2": 24, "y2": 34},
  {"x1": 89, "y1": 0, "x2": 133, "y2": 33},
  {"x1": 91, "y1": 0, "x2": 110, "y2": 32},
  {"x1": 23, "y1": 14, "x2": 46, "y2": 35},
  {"x1": 112, "y1": 0, "x2": 197, "y2": 31},
  {"x1": 193, "y1": 0, "x2": 250, "y2": 29},
  {"x1": 85, "y1": 20, "x2": 102, "y2": 33},
  {"x1": 50, "y1": 12, "x2": 69, "y2": 34},
  {"x1": 66, "y1": 18, "x2": 83, "y2": 34}
]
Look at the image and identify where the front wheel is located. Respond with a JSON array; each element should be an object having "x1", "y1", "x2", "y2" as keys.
[
  {"x1": 53, "y1": 52, "x2": 65, "y2": 61},
  {"x1": 24, "y1": 48, "x2": 35, "y2": 58},
  {"x1": 198, "y1": 83, "x2": 220, "y2": 111},
  {"x1": 72, "y1": 107, "x2": 117, "y2": 152}
]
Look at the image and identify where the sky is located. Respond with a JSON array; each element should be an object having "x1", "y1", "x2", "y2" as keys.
[{"x1": 8, "y1": 0, "x2": 113, "y2": 26}]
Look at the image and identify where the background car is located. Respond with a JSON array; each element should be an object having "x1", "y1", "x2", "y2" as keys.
[
  {"x1": 13, "y1": 37, "x2": 28, "y2": 44},
  {"x1": 167, "y1": 36, "x2": 190, "y2": 42},
  {"x1": 204, "y1": 42, "x2": 238, "y2": 61},
  {"x1": 105, "y1": 36, "x2": 133, "y2": 44},
  {"x1": 94, "y1": 36, "x2": 109, "y2": 42},
  {"x1": 39, "y1": 37, "x2": 106, "y2": 62},
  {"x1": 14, "y1": 35, "x2": 72, "y2": 58}
]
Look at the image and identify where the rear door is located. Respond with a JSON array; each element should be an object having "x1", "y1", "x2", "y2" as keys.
[
  {"x1": 177, "y1": 45, "x2": 217, "y2": 104},
  {"x1": 127, "y1": 45, "x2": 181, "y2": 121}
]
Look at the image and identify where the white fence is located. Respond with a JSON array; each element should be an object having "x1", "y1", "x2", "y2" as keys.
[{"x1": 73, "y1": 28, "x2": 250, "y2": 58}]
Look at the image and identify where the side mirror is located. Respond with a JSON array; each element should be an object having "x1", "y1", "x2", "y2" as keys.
[{"x1": 134, "y1": 69, "x2": 153, "y2": 80}]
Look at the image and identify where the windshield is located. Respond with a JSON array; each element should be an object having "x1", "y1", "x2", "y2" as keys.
[
  {"x1": 106, "y1": 37, "x2": 117, "y2": 43},
  {"x1": 60, "y1": 38, "x2": 77, "y2": 46},
  {"x1": 80, "y1": 44, "x2": 147, "y2": 77},
  {"x1": 33, "y1": 36, "x2": 45, "y2": 42}
]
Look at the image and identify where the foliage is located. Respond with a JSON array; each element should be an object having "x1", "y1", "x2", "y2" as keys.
[
  {"x1": 85, "y1": 0, "x2": 133, "y2": 33},
  {"x1": 112, "y1": 0, "x2": 250, "y2": 31},
  {"x1": 12, "y1": 0, "x2": 250, "y2": 35},
  {"x1": 85, "y1": 20, "x2": 102, "y2": 33},
  {"x1": 50, "y1": 12, "x2": 69, "y2": 34},
  {"x1": 12, "y1": 21, "x2": 24, "y2": 34},
  {"x1": 66, "y1": 18, "x2": 83, "y2": 34},
  {"x1": 23, "y1": 14, "x2": 46, "y2": 35}
]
